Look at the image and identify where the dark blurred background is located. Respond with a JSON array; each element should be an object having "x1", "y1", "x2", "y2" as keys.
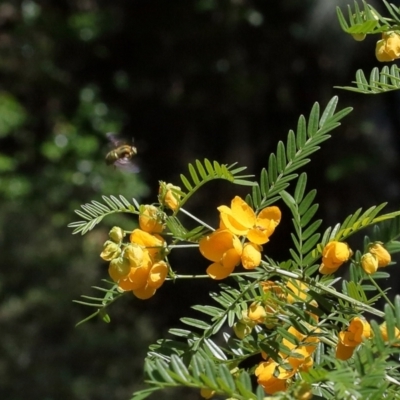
[{"x1": 1, "y1": 0, "x2": 400, "y2": 399}]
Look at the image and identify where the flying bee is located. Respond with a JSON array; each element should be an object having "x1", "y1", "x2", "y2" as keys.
[{"x1": 105, "y1": 133, "x2": 139, "y2": 172}]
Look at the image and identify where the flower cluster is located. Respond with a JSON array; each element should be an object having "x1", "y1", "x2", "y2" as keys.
[
  {"x1": 100, "y1": 204, "x2": 169, "y2": 299},
  {"x1": 335, "y1": 317, "x2": 371, "y2": 360},
  {"x1": 376, "y1": 32, "x2": 400, "y2": 62},
  {"x1": 319, "y1": 241, "x2": 352, "y2": 274},
  {"x1": 199, "y1": 196, "x2": 281, "y2": 279},
  {"x1": 255, "y1": 324, "x2": 319, "y2": 395}
]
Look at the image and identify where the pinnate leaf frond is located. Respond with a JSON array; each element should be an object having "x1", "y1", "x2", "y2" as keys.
[
  {"x1": 68, "y1": 195, "x2": 138, "y2": 235},
  {"x1": 335, "y1": 66, "x2": 400, "y2": 94}
]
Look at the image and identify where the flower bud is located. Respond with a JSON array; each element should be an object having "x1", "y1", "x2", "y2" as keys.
[
  {"x1": 241, "y1": 242, "x2": 262, "y2": 269},
  {"x1": 233, "y1": 320, "x2": 252, "y2": 339},
  {"x1": 100, "y1": 240, "x2": 121, "y2": 261},
  {"x1": 139, "y1": 205, "x2": 165, "y2": 233},
  {"x1": 248, "y1": 302, "x2": 266, "y2": 324},
  {"x1": 361, "y1": 252, "x2": 378, "y2": 274},
  {"x1": 369, "y1": 242, "x2": 391, "y2": 268},
  {"x1": 159, "y1": 182, "x2": 181, "y2": 211},
  {"x1": 123, "y1": 243, "x2": 145, "y2": 268},
  {"x1": 109, "y1": 226, "x2": 125, "y2": 243},
  {"x1": 108, "y1": 257, "x2": 131, "y2": 281}
]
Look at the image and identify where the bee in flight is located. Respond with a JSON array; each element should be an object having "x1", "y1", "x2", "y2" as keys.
[{"x1": 105, "y1": 133, "x2": 139, "y2": 172}]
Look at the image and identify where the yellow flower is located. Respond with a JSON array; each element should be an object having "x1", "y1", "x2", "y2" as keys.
[
  {"x1": 130, "y1": 229, "x2": 165, "y2": 263},
  {"x1": 319, "y1": 241, "x2": 352, "y2": 274},
  {"x1": 281, "y1": 326, "x2": 319, "y2": 371},
  {"x1": 218, "y1": 196, "x2": 281, "y2": 244},
  {"x1": 376, "y1": 32, "x2": 400, "y2": 62},
  {"x1": 247, "y1": 302, "x2": 266, "y2": 324},
  {"x1": 159, "y1": 182, "x2": 181, "y2": 211},
  {"x1": 335, "y1": 339, "x2": 357, "y2": 361},
  {"x1": 361, "y1": 252, "x2": 378, "y2": 274},
  {"x1": 139, "y1": 205, "x2": 165, "y2": 233},
  {"x1": 380, "y1": 322, "x2": 400, "y2": 345},
  {"x1": 255, "y1": 359, "x2": 294, "y2": 395},
  {"x1": 241, "y1": 242, "x2": 262, "y2": 269},
  {"x1": 335, "y1": 317, "x2": 371, "y2": 360},
  {"x1": 199, "y1": 229, "x2": 242, "y2": 279},
  {"x1": 100, "y1": 240, "x2": 121, "y2": 261},
  {"x1": 118, "y1": 255, "x2": 152, "y2": 291},
  {"x1": 369, "y1": 242, "x2": 391, "y2": 268}
]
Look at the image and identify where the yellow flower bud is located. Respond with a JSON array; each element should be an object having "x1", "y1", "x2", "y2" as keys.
[
  {"x1": 369, "y1": 243, "x2": 391, "y2": 268},
  {"x1": 159, "y1": 182, "x2": 181, "y2": 211},
  {"x1": 100, "y1": 240, "x2": 121, "y2": 261},
  {"x1": 380, "y1": 322, "x2": 400, "y2": 345},
  {"x1": 361, "y1": 252, "x2": 378, "y2": 274},
  {"x1": 123, "y1": 243, "x2": 145, "y2": 268},
  {"x1": 139, "y1": 205, "x2": 165, "y2": 233},
  {"x1": 108, "y1": 257, "x2": 131, "y2": 281},
  {"x1": 248, "y1": 302, "x2": 266, "y2": 324},
  {"x1": 109, "y1": 226, "x2": 125, "y2": 243},
  {"x1": 241, "y1": 242, "x2": 262, "y2": 269}
]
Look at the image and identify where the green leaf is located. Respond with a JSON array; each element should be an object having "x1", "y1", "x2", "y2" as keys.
[
  {"x1": 307, "y1": 102, "x2": 320, "y2": 137},
  {"x1": 180, "y1": 318, "x2": 211, "y2": 330},
  {"x1": 294, "y1": 173, "x2": 307, "y2": 203}
]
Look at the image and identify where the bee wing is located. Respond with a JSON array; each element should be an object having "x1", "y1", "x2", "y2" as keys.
[
  {"x1": 106, "y1": 132, "x2": 126, "y2": 147},
  {"x1": 114, "y1": 158, "x2": 140, "y2": 173}
]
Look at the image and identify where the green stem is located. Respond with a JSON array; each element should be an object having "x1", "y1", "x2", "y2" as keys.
[
  {"x1": 179, "y1": 207, "x2": 215, "y2": 231},
  {"x1": 261, "y1": 261, "x2": 385, "y2": 318},
  {"x1": 368, "y1": 274, "x2": 394, "y2": 309}
]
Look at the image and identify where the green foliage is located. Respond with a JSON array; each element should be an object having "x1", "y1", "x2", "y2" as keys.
[
  {"x1": 70, "y1": 89, "x2": 400, "y2": 400},
  {"x1": 73, "y1": 280, "x2": 123, "y2": 326},
  {"x1": 178, "y1": 159, "x2": 255, "y2": 210},
  {"x1": 0, "y1": 92, "x2": 27, "y2": 137},
  {"x1": 246, "y1": 96, "x2": 353, "y2": 210},
  {"x1": 336, "y1": 1, "x2": 389, "y2": 35},
  {"x1": 68, "y1": 195, "x2": 139, "y2": 235},
  {"x1": 335, "y1": 66, "x2": 400, "y2": 94}
]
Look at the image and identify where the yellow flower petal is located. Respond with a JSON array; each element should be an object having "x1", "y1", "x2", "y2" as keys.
[
  {"x1": 132, "y1": 285, "x2": 157, "y2": 299},
  {"x1": 218, "y1": 196, "x2": 255, "y2": 235},
  {"x1": 147, "y1": 261, "x2": 168, "y2": 289},
  {"x1": 199, "y1": 229, "x2": 242, "y2": 262},
  {"x1": 206, "y1": 262, "x2": 235, "y2": 280},
  {"x1": 241, "y1": 242, "x2": 262, "y2": 269},
  {"x1": 335, "y1": 338, "x2": 356, "y2": 360}
]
